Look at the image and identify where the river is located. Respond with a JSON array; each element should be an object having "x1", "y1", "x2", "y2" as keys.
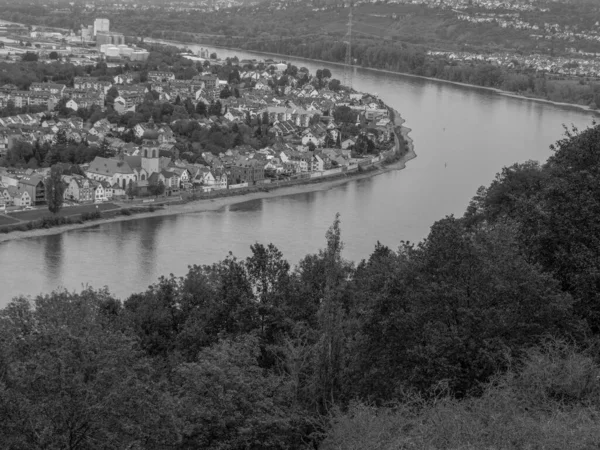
[{"x1": 0, "y1": 43, "x2": 597, "y2": 305}]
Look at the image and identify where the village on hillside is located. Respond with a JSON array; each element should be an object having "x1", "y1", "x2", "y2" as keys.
[{"x1": 0, "y1": 47, "x2": 398, "y2": 213}]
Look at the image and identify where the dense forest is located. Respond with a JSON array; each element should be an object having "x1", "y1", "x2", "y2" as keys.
[{"x1": 2, "y1": 121, "x2": 600, "y2": 448}]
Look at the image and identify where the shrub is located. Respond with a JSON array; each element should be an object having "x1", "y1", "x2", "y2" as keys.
[
  {"x1": 81, "y1": 211, "x2": 102, "y2": 221},
  {"x1": 40, "y1": 216, "x2": 69, "y2": 228},
  {"x1": 322, "y1": 340, "x2": 600, "y2": 450},
  {"x1": 120, "y1": 208, "x2": 132, "y2": 216}
]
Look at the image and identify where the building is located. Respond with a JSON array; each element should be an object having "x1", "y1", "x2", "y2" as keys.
[
  {"x1": 86, "y1": 156, "x2": 137, "y2": 191},
  {"x1": 148, "y1": 71, "x2": 176, "y2": 82},
  {"x1": 64, "y1": 175, "x2": 94, "y2": 202},
  {"x1": 96, "y1": 31, "x2": 125, "y2": 47},
  {"x1": 230, "y1": 158, "x2": 264, "y2": 185},
  {"x1": 93, "y1": 18, "x2": 110, "y2": 36},
  {"x1": 81, "y1": 25, "x2": 94, "y2": 42},
  {"x1": 18, "y1": 175, "x2": 45, "y2": 205}
]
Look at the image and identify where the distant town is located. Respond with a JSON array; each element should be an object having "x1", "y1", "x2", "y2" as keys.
[{"x1": 0, "y1": 17, "x2": 400, "y2": 225}]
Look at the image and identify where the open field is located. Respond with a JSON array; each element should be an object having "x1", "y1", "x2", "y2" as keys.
[{"x1": 0, "y1": 215, "x2": 20, "y2": 226}]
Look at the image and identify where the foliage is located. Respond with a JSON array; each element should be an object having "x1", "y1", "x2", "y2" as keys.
[
  {"x1": 322, "y1": 340, "x2": 600, "y2": 450},
  {"x1": 45, "y1": 165, "x2": 65, "y2": 214},
  {"x1": 0, "y1": 289, "x2": 177, "y2": 449},
  {"x1": 148, "y1": 180, "x2": 166, "y2": 197},
  {"x1": 465, "y1": 123, "x2": 600, "y2": 333}
]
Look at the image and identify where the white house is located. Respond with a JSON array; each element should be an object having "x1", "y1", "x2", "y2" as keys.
[{"x1": 66, "y1": 99, "x2": 79, "y2": 111}]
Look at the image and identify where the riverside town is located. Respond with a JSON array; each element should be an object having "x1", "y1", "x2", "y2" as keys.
[{"x1": 0, "y1": 18, "x2": 409, "y2": 231}]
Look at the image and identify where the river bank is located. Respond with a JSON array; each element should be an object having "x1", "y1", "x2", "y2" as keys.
[
  {"x1": 148, "y1": 38, "x2": 600, "y2": 116},
  {"x1": 0, "y1": 112, "x2": 415, "y2": 244}
]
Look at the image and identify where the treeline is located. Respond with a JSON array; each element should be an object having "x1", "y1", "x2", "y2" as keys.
[
  {"x1": 224, "y1": 37, "x2": 600, "y2": 107},
  {"x1": 3, "y1": 122, "x2": 600, "y2": 448}
]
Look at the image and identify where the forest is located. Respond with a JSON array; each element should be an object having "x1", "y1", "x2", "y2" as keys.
[{"x1": 2, "y1": 121, "x2": 600, "y2": 448}]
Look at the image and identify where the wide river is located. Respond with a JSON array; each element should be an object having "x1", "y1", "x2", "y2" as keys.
[{"x1": 1, "y1": 44, "x2": 597, "y2": 305}]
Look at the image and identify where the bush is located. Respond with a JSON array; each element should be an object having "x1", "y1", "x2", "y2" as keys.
[
  {"x1": 40, "y1": 216, "x2": 69, "y2": 228},
  {"x1": 322, "y1": 340, "x2": 600, "y2": 450},
  {"x1": 81, "y1": 211, "x2": 102, "y2": 221},
  {"x1": 120, "y1": 208, "x2": 132, "y2": 216}
]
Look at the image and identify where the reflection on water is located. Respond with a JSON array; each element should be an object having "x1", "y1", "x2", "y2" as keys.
[
  {"x1": 0, "y1": 49, "x2": 596, "y2": 304},
  {"x1": 44, "y1": 234, "x2": 63, "y2": 288}
]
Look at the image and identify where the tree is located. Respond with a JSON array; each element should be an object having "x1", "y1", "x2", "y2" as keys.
[
  {"x1": 347, "y1": 218, "x2": 576, "y2": 399},
  {"x1": 148, "y1": 180, "x2": 165, "y2": 197},
  {"x1": 126, "y1": 179, "x2": 137, "y2": 199},
  {"x1": 209, "y1": 100, "x2": 222, "y2": 116},
  {"x1": 210, "y1": 52, "x2": 217, "y2": 59},
  {"x1": 105, "y1": 86, "x2": 119, "y2": 106},
  {"x1": 322, "y1": 68, "x2": 332, "y2": 79},
  {"x1": 21, "y1": 52, "x2": 38, "y2": 62},
  {"x1": 49, "y1": 51, "x2": 59, "y2": 60},
  {"x1": 0, "y1": 289, "x2": 177, "y2": 448},
  {"x1": 45, "y1": 165, "x2": 65, "y2": 214},
  {"x1": 246, "y1": 243, "x2": 291, "y2": 338},
  {"x1": 329, "y1": 79, "x2": 341, "y2": 91},
  {"x1": 219, "y1": 85, "x2": 232, "y2": 99},
  {"x1": 195, "y1": 100, "x2": 207, "y2": 116},
  {"x1": 171, "y1": 336, "x2": 307, "y2": 449}
]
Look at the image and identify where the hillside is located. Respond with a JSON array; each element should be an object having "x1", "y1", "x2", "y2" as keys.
[{"x1": 2, "y1": 122, "x2": 600, "y2": 448}]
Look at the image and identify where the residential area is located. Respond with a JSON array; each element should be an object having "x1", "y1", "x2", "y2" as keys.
[{"x1": 0, "y1": 46, "x2": 398, "y2": 223}]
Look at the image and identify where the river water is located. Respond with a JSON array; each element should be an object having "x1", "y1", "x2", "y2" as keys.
[{"x1": 0, "y1": 44, "x2": 597, "y2": 304}]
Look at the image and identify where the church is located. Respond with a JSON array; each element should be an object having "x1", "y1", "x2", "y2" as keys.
[{"x1": 86, "y1": 139, "x2": 169, "y2": 194}]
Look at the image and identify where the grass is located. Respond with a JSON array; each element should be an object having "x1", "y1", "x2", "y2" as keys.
[
  {"x1": 0, "y1": 214, "x2": 20, "y2": 226},
  {"x1": 9, "y1": 202, "x2": 119, "y2": 221}
]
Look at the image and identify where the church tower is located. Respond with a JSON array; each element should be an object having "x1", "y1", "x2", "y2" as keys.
[{"x1": 141, "y1": 141, "x2": 160, "y2": 175}]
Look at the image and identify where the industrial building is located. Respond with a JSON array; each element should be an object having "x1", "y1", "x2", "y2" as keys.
[
  {"x1": 93, "y1": 18, "x2": 109, "y2": 36},
  {"x1": 96, "y1": 31, "x2": 125, "y2": 47}
]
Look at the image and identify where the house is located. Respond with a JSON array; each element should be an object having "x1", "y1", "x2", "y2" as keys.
[
  {"x1": 198, "y1": 74, "x2": 218, "y2": 90},
  {"x1": 64, "y1": 175, "x2": 94, "y2": 202},
  {"x1": 18, "y1": 175, "x2": 45, "y2": 205},
  {"x1": 66, "y1": 99, "x2": 78, "y2": 111},
  {"x1": 0, "y1": 132, "x2": 8, "y2": 156},
  {"x1": 29, "y1": 82, "x2": 66, "y2": 96},
  {"x1": 100, "y1": 180, "x2": 113, "y2": 199},
  {"x1": 113, "y1": 94, "x2": 140, "y2": 114},
  {"x1": 134, "y1": 122, "x2": 155, "y2": 139},
  {"x1": 148, "y1": 170, "x2": 180, "y2": 193},
  {"x1": 7, "y1": 186, "x2": 31, "y2": 207},
  {"x1": 341, "y1": 138, "x2": 356, "y2": 150},
  {"x1": 148, "y1": 71, "x2": 175, "y2": 82},
  {"x1": 113, "y1": 72, "x2": 137, "y2": 85},
  {"x1": 167, "y1": 167, "x2": 190, "y2": 188},
  {"x1": 230, "y1": 158, "x2": 265, "y2": 185},
  {"x1": 92, "y1": 181, "x2": 105, "y2": 203},
  {"x1": 272, "y1": 120, "x2": 296, "y2": 136},
  {"x1": 312, "y1": 153, "x2": 325, "y2": 172}
]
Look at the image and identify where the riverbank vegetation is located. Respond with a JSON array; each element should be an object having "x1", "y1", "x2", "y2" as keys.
[{"x1": 1, "y1": 122, "x2": 600, "y2": 448}]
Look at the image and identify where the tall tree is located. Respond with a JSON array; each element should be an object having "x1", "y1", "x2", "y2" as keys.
[{"x1": 45, "y1": 165, "x2": 65, "y2": 214}]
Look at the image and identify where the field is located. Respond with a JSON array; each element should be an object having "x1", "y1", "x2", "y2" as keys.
[
  {"x1": 0, "y1": 214, "x2": 20, "y2": 226},
  {"x1": 9, "y1": 203, "x2": 120, "y2": 222}
]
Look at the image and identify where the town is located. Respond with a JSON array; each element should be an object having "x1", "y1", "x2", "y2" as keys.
[{"x1": 0, "y1": 19, "x2": 400, "y2": 227}]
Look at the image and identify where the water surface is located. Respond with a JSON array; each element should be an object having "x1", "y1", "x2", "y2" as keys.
[{"x1": 0, "y1": 45, "x2": 596, "y2": 304}]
